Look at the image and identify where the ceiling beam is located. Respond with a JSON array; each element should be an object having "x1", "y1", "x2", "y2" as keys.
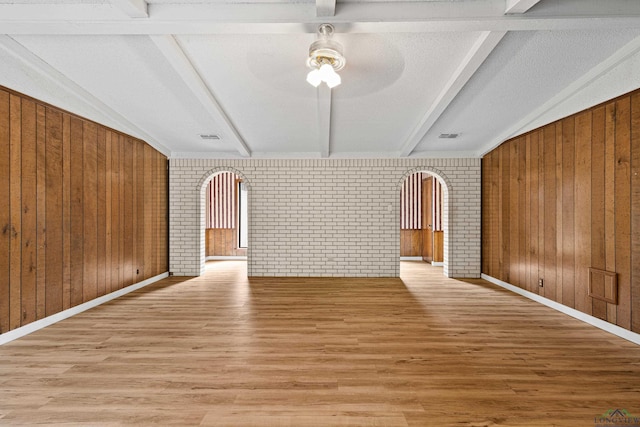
[
  {"x1": 0, "y1": 35, "x2": 171, "y2": 156},
  {"x1": 316, "y1": 0, "x2": 336, "y2": 17},
  {"x1": 149, "y1": 35, "x2": 251, "y2": 158},
  {"x1": 0, "y1": 0, "x2": 639, "y2": 34},
  {"x1": 399, "y1": 31, "x2": 506, "y2": 157},
  {"x1": 478, "y1": 34, "x2": 640, "y2": 157},
  {"x1": 505, "y1": 0, "x2": 541, "y2": 14},
  {"x1": 317, "y1": 85, "x2": 332, "y2": 158},
  {"x1": 111, "y1": 0, "x2": 148, "y2": 18}
]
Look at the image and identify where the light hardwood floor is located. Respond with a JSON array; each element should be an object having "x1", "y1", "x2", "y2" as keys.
[{"x1": 1, "y1": 261, "x2": 639, "y2": 426}]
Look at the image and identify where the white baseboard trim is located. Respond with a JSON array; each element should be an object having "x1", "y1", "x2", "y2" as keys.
[
  {"x1": 400, "y1": 257, "x2": 423, "y2": 261},
  {"x1": 206, "y1": 256, "x2": 247, "y2": 261},
  {"x1": 481, "y1": 274, "x2": 640, "y2": 346},
  {"x1": 431, "y1": 262, "x2": 444, "y2": 266},
  {"x1": 0, "y1": 272, "x2": 169, "y2": 346}
]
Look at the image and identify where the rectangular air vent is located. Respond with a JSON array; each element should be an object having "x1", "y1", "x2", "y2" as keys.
[
  {"x1": 439, "y1": 133, "x2": 459, "y2": 139},
  {"x1": 199, "y1": 134, "x2": 220, "y2": 140}
]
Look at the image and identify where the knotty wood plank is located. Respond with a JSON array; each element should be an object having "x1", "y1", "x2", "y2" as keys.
[
  {"x1": 590, "y1": 107, "x2": 606, "y2": 319},
  {"x1": 543, "y1": 124, "x2": 557, "y2": 301},
  {"x1": 614, "y1": 97, "x2": 631, "y2": 330},
  {"x1": 9, "y1": 94, "x2": 22, "y2": 330},
  {"x1": 35, "y1": 105, "x2": 46, "y2": 319},
  {"x1": 82, "y1": 121, "x2": 98, "y2": 302},
  {"x1": 561, "y1": 116, "x2": 575, "y2": 308},
  {"x1": 575, "y1": 111, "x2": 592, "y2": 315},
  {"x1": 62, "y1": 113, "x2": 71, "y2": 310},
  {"x1": 96, "y1": 126, "x2": 107, "y2": 297},
  {"x1": 604, "y1": 102, "x2": 617, "y2": 322},
  {"x1": 631, "y1": 92, "x2": 640, "y2": 333},
  {"x1": 530, "y1": 131, "x2": 540, "y2": 294},
  {"x1": 45, "y1": 107, "x2": 64, "y2": 316},
  {"x1": 509, "y1": 140, "x2": 520, "y2": 287},
  {"x1": 69, "y1": 117, "x2": 84, "y2": 307},
  {"x1": 144, "y1": 144, "x2": 154, "y2": 278},
  {"x1": 20, "y1": 99, "x2": 37, "y2": 326},
  {"x1": 0, "y1": 90, "x2": 10, "y2": 333}
]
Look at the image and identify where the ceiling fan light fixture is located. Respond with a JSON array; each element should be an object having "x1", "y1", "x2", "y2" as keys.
[{"x1": 306, "y1": 24, "x2": 345, "y2": 88}]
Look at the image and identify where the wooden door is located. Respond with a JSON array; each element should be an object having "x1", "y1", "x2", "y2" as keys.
[{"x1": 422, "y1": 177, "x2": 433, "y2": 262}]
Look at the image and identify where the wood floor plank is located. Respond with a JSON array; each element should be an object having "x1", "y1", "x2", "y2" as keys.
[{"x1": 1, "y1": 261, "x2": 640, "y2": 426}]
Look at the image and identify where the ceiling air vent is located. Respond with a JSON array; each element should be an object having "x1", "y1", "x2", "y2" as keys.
[
  {"x1": 199, "y1": 134, "x2": 220, "y2": 141},
  {"x1": 439, "y1": 133, "x2": 459, "y2": 139}
]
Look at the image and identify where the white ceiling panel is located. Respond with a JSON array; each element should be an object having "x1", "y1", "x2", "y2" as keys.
[
  {"x1": 0, "y1": 0, "x2": 639, "y2": 158},
  {"x1": 330, "y1": 32, "x2": 482, "y2": 154},
  {"x1": 11, "y1": 34, "x2": 239, "y2": 153},
  {"x1": 412, "y1": 28, "x2": 640, "y2": 156},
  {"x1": 177, "y1": 34, "x2": 319, "y2": 154}
]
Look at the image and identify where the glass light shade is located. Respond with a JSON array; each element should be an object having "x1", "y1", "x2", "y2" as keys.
[
  {"x1": 325, "y1": 70, "x2": 341, "y2": 88},
  {"x1": 306, "y1": 69, "x2": 322, "y2": 87}
]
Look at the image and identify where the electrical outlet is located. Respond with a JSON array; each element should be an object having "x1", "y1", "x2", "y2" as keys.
[{"x1": 538, "y1": 278, "x2": 544, "y2": 287}]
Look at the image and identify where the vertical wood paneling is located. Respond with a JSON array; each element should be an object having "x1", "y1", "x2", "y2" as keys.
[
  {"x1": 62, "y1": 114, "x2": 71, "y2": 310},
  {"x1": 631, "y1": 93, "x2": 640, "y2": 333},
  {"x1": 537, "y1": 130, "x2": 545, "y2": 296},
  {"x1": 561, "y1": 117, "x2": 575, "y2": 307},
  {"x1": 543, "y1": 124, "x2": 557, "y2": 301},
  {"x1": 69, "y1": 117, "x2": 84, "y2": 307},
  {"x1": 45, "y1": 108, "x2": 63, "y2": 316},
  {"x1": 501, "y1": 143, "x2": 510, "y2": 282},
  {"x1": 0, "y1": 90, "x2": 10, "y2": 334},
  {"x1": 480, "y1": 88, "x2": 640, "y2": 332},
  {"x1": 604, "y1": 103, "x2": 616, "y2": 322},
  {"x1": 591, "y1": 107, "x2": 606, "y2": 318},
  {"x1": 123, "y1": 138, "x2": 134, "y2": 287},
  {"x1": 104, "y1": 131, "x2": 112, "y2": 295},
  {"x1": 83, "y1": 122, "x2": 98, "y2": 302},
  {"x1": 9, "y1": 95, "x2": 22, "y2": 330},
  {"x1": 0, "y1": 86, "x2": 169, "y2": 336},
  {"x1": 509, "y1": 141, "x2": 519, "y2": 286},
  {"x1": 555, "y1": 122, "x2": 563, "y2": 304},
  {"x1": 20, "y1": 99, "x2": 37, "y2": 326},
  {"x1": 136, "y1": 142, "x2": 145, "y2": 279},
  {"x1": 96, "y1": 127, "x2": 106, "y2": 297},
  {"x1": 110, "y1": 132, "x2": 120, "y2": 292},
  {"x1": 35, "y1": 105, "x2": 46, "y2": 319},
  {"x1": 574, "y1": 111, "x2": 592, "y2": 315},
  {"x1": 614, "y1": 97, "x2": 631, "y2": 330}
]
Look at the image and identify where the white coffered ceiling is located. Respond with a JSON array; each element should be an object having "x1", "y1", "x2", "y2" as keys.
[{"x1": 0, "y1": 0, "x2": 639, "y2": 158}]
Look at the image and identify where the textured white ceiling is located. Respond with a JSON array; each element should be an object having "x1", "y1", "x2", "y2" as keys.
[{"x1": 0, "y1": 0, "x2": 639, "y2": 158}]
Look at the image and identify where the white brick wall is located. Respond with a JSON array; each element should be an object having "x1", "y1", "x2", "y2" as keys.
[{"x1": 169, "y1": 158, "x2": 481, "y2": 278}]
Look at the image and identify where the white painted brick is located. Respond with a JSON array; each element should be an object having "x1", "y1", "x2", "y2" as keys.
[{"x1": 169, "y1": 158, "x2": 481, "y2": 278}]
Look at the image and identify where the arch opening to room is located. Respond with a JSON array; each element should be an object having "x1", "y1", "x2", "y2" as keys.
[
  {"x1": 199, "y1": 170, "x2": 250, "y2": 273},
  {"x1": 399, "y1": 170, "x2": 451, "y2": 276}
]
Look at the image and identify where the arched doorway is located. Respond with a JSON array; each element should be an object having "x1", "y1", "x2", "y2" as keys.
[
  {"x1": 398, "y1": 168, "x2": 452, "y2": 277},
  {"x1": 197, "y1": 168, "x2": 251, "y2": 276}
]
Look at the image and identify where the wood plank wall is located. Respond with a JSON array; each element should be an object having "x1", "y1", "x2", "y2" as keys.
[
  {"x1": 0, "y1": 86, "x2": 168, "y2": 335},
  {"x1": 400, "y1": 174, "x2": 443, "y2": 257},
  {"x1": 482, "y1": 88, "x2": 640, "y2": 333}
]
